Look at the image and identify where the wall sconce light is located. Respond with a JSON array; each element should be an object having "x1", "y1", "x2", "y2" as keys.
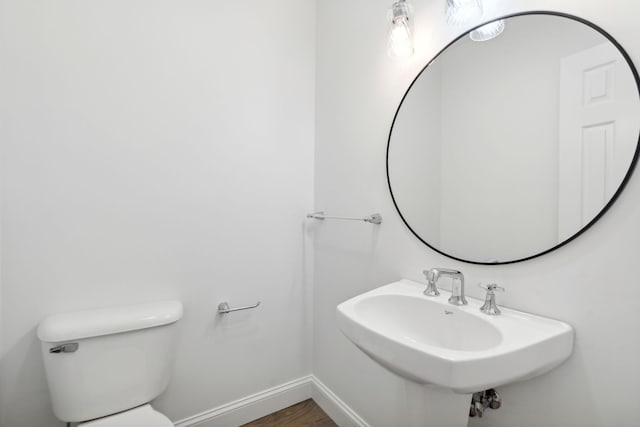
[
  {"x1": 388, "y1": 0, "x2": 414, "y2": 57},
  {"x1": 469, "y1": 19, "x2": 505, "y2": 41},
  {"x1": 446, "y1": 0, "x2": 482, "y2": 26}
]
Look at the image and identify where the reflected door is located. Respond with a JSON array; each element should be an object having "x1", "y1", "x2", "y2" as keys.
[{"x1": 558, "y1": 42, "x2": 639, "y2": 241}]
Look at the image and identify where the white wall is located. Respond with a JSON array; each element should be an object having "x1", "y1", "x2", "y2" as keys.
[
  {"x1": 314, "y1": 0, "x2": 640, "y2": 426},
  {"x1": 0, "y1": 1, "x2": 315, "y2": 426}
]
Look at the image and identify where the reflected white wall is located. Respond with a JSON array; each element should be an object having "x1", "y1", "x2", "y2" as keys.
[
  {"x1": 389, "y1": 61, "x2": 443, "y2": 246},
  {"x1": 390, "y1": 16, "x2": 610, "y2": 263},
  {"x1": 439, "y1": 16, "x2": 603, "y2": 261}
]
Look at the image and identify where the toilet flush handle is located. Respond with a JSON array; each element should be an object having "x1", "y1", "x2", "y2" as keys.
[{"x1": 49, "y1": 343, "x2": 79, "y2": 353}]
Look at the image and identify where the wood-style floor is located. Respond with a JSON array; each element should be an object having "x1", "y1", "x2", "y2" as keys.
[{"x1": 240, "y1": 399, "x2": 338, "y2": 427}]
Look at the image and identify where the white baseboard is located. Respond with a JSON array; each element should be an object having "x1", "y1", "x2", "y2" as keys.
[
  {"x1": 173, "y1": 375, "x2": 368, "y2": 427},
  {"x1": 311, "y1": 376, "x2": 369, "y2": 427},
  {"x1": 173, "y1": 376, "x2": 313, "y2": 427}
]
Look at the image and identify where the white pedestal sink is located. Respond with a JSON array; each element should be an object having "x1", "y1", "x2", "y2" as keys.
[{"x1": 336, "y1": 279, "x2": 574, "y2": 426}]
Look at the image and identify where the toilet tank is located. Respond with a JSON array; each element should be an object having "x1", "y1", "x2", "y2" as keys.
[{"x1": 37, "y1": 300, "x2": 183, "y2": 423}]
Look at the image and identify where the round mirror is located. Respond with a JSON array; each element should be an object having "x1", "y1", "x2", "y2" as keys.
[{"x1": 387, "y1": 12, "x2": 640, "y2": 264}]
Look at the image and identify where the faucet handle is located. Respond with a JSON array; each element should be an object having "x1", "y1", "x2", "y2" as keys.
[
  {"x1": 478, "y1": 283, "x2": 504, "y2": 292},
  {"x1": 422, "y1": 269, "x2": 440, "y2": 297},
  {"x1": 479, "y1": 283, "x2": 504, "y2": 315}
]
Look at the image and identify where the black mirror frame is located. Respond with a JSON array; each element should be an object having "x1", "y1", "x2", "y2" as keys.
[{"x1": 386, "y1": 11, "x2": 640, "y2": 265}]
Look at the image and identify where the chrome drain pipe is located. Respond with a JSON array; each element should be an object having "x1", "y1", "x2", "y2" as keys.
[{"x1": 469, "y1": 389, "x2": 501, "y2": 417}]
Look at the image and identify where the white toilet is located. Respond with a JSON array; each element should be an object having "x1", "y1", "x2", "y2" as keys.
[{"x1": 37, "y1": 300, "x2": 183, "y2": 426}]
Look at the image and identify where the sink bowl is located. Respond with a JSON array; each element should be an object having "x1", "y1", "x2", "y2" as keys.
[{"x1": 337, "y1": 279, "x2": 574, "y2": 393}]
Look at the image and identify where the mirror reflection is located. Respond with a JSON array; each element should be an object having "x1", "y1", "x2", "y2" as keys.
[{"x1": 387, "y1": 13, "x2": 640, "y2": 264}]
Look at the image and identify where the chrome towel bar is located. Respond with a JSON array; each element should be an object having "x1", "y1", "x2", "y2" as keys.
[
  {"x1": 218, "y1": 301, "x2": 261, "y2": 314},
  {"x1": 306, "y1": 211, "x2": 382, "y2": 225}
]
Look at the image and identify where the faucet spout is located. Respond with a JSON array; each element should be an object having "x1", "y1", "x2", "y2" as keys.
[{"x1": 448, "y1": 273, "x2": 467, "y2": 306}]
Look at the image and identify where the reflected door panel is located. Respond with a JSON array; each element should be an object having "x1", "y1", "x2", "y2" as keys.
[{"x1": 558, "y1": 42, "x2": 639, "y2": 241}]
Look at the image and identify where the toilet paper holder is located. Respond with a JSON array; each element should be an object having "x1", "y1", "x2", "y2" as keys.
[{"x1": 218, "y1": 301, "x2": 261, "y2": 314}]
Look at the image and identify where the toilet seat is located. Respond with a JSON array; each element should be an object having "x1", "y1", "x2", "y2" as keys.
[{"x1": 78, "y1": 404, "x2": 173, "y2": 427}]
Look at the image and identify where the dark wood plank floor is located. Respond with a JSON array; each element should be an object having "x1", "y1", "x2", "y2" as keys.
[{"x1": 240, "y1": 399, "x2": 338, "y2": 427}]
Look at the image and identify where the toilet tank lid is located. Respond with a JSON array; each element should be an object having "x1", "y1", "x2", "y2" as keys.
[{"x1": 37, "y1": 300, "x2": 183, "y2": 342}]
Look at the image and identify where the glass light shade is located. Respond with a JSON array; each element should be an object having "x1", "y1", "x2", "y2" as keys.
[
  {"x1": 446, "y1": 0, "x2": 483, "y2": 26},
  {"x1": 391, "y1": 18, "x2": 411, "y2": 42},
  {"x1": 470, "y1": 19, "x2": 505, "y2": 41},
  {"x1": 388, "y1": 1, "x2": 414, "y2": 57}
]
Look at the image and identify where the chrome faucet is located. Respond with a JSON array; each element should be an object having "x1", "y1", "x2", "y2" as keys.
[{"x1": 423, "y1": 268, "x2": 467, "y2": 305}]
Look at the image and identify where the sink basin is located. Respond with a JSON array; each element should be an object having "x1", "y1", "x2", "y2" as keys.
[{"x1": 337, "y1": 279, "x2": 574, "y2": 393}]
